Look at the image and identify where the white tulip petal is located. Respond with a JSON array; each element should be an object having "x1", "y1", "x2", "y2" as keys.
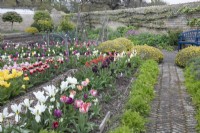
[
  {"x1": 15, "y1": 115, "x2": 20, "y2": 123},
  {"x1": 35, "y1": 115, "x2": 41, "y2": 123},
  {"x1": 3, "y1": 108, "x2": 8, "y2": 117},
  {"x1": 0, "y1": 113, "x2": 3, "y2": 122},
  {"x1": 0, "y1": 125, "x2": 2, "y2": 132}
]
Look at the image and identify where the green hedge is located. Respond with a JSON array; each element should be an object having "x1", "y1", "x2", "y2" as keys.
[
  {"x1": 185, "y1": 57, "x2": 200, "y2": 132},
  {"x1": 175, "y1": 46, "x2": 200, "y2": 67},
  {"x1": 110, "y1": 60, "x2": 159, "y2": 133}
]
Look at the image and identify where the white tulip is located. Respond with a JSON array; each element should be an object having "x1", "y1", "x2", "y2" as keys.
[
  {"x1": 11, "y1": 104, "x2": 22, "y2": 123},
  {"x1": 67, "y1": 77, "x2": 78, "y2": 85},
  {"x1": 29, "y1": 102, "x2": 46, "y2": 123},
  {"x1": 21, "y1": 99, "x2": 34, "y2": 113},
  {"x1": 48, "y1": 105, "x2": 54, "y2": 114},
  {"x1": 33, "y1": 91, "x2": 48, "y2": 104},
  {"x1": 0, "y1": 108, "x2": 14, "y2": 123},
  {"x1": 75, "y1": 53, "x2": 80, "y2": 60},
  {"x1": 43, "y1": 85, "x2": 58, "y2": 102},
  {"x1": 93, "y1": 98, "x2": 98, "y2": 105},
  {"x1": 92, "y1": 50, "x2": 99, "y2": 56},
  {"x1": 60, "y1": 81, "x2": 69, "y2": 93},
  {"x1": 56, "y1": 102, "x2": 60, "y2": 109}
]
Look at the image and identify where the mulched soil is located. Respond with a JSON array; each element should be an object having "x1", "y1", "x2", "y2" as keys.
[{"x1": 91, "y1": 76, "x2": 134, "y2": 133}]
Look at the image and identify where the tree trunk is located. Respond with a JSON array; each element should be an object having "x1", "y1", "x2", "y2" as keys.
[{"x1": 11, "y1": 22, "x2": 13, "y2": 31}]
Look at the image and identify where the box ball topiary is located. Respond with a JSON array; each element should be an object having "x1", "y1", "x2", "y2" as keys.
[
  {"x1": 97, "y1": 40, "x2": 126, "y2": 53},
  {"x1": 175, "y1": 46, "x2": 200, "y2": 67},
  {"x1": 132, "y1": 45, "x2": 164, "y2": 63},
  {"x1": 114, "y1": 37, "x2": 133, "y2": 51},
  {"x1": 25, "y1": 27, "x2": 39, "y2": 34}
]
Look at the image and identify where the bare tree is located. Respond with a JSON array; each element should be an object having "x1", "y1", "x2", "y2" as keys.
[{"x1": 149, "y1": 0, "x2": 167, "y2": 5}]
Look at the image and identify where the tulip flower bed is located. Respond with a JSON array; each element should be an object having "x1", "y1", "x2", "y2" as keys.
[
  {"x1": 0, "y1": 77, "x2": 99, "y2": 132},
  {"x1": 0, "y1": 40, "x2": 100, "y2": 105},
  {"x1": 0, "y1": 57, "x2": 72, "y2": 105},
  {"x1": 0, "y1": 43, "x2": 67, "y2": 61},
  {"x1": 0, "y1": 45, "x2": 143, "y2": 132}
]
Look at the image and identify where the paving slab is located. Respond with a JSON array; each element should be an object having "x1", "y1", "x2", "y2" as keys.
[{"x1": 146, "y1": 50, "x2": 197, "y2": 133}]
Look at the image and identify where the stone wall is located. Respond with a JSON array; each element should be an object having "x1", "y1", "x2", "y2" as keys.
[
  {"x1": 2, "y1": 2, "x2": 200, "y2": 33},
  {"x1": 72, "y1": 2, "x2": 200, "y2": 33}
]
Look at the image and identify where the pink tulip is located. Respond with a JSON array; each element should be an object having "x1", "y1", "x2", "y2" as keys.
[
  {"x1": 81, "y1": 81, "x2": 88, "y2": 87},
  {"x1": 79, "y1": 102, "x2": 91, "y2": 113},
  {"x1": 60, "y1": 95, "x2": 67, "y2": 103},
  {"x1": 74, "y1": 100, "x2": 83, "y2": 108},
  {"x1": 69, "y1": 90, "x2": 76, "y2": 99},
  {"x1": 90, "y1": 89, "x2": 97, "y2": 97}
]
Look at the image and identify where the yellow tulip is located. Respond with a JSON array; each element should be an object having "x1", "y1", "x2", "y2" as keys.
[
  {"x1": 23, "y1": 77, "x2": 29, "y2": 81},
  {"x1": 4, "y1": 82, "x2": 10, "y2": 88},
  {"x1": 17, "y1": 71, "x2": 23, "y2": 77},
  {"x1": 22, "y1": 85, "x2": 26, "y2": 89}
]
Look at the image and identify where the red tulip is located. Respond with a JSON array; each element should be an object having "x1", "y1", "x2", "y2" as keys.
[
  {"x1": 52, "y1": 121, "x2": 59, "y2": 129},
  {"x1": 29, "y1": 69, "x2": 34, "y2": 75}
]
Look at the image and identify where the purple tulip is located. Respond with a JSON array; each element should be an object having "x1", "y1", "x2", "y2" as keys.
[
  {"x1": 92, "y1": 65, "x2": 98, "y2": 73},
  {"x1": 66, "y1": 97, "x2": 74, "y2": 104},
  {"x1": 54, "y1": 109, "x2": 62, "y2": 118},
  {"x1": 109, "y1": 56, "x2": 114, "y2": 62},
  {"x1": 101, "y1": 61, "x2": 108, "y2": 69},
  {"x1": 84, "y1": 94, "x2": 88, "y2": 99}
]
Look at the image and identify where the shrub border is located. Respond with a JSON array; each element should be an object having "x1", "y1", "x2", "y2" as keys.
[
  {"x1": 110, "y1": 59, "x2": 159, "y2": 133},
  {"x1": 184, "y1": 64, "x2": 200, "y2": 132}
]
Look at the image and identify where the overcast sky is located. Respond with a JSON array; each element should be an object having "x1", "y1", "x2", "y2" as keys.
[{"x1": 146, "y1": 0, "x2": 200, "y2": 4}]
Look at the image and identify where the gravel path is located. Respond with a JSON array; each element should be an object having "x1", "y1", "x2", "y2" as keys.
[{"x1": 146, "y1": 50, "x2": 197, "y2": 133}]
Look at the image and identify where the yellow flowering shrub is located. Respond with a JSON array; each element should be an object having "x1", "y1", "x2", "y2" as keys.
[
  {"x1": 114, "y1": 37, "x2": 133, "y2": 51},
  {"x1": 25, "y1": 27, "x2": 39, "y2": 34},
  {"x1": 175, "y1": 46, "x2": 200, "y2": 67},
  {"x1": 132, "y1": 45, "x2": 164, "y2": 63},
  {"x1": 97, "y1": 40, "x2": 126, "y2": 53}
]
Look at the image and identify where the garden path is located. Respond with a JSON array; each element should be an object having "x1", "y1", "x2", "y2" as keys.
[{"x1": 146, "y1": 50, "x2": 197, "y2": 133}]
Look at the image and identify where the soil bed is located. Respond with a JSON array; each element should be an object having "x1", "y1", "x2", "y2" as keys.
[{"x1": 91, "y1": 76, "x2": 134, "y2": 133}]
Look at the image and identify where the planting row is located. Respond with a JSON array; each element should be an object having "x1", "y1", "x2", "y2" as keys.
[
  {"x1": 184, "y1": 57, "x2": 200, "y2": 132},
  {"x1": 110, "y1": 60, "x2": 159, "y2": 133}
]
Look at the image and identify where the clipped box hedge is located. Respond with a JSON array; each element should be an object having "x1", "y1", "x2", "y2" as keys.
[
  {"x1": 25, "y1": 27, "x2": 39, "y2": 34},
  {"x1": 132, "y1": 45, "x2": 164, "y2": 63},
  {"x1": 175, "y1": 46, "x2": 200, "y2": 67},
  {"x1": 97, "y1": 37, "x2": 133, "y2": 53},
  {"x1": 97, "y1": 40, "x2": 126, "y2": 53},
  {"x1": 114, "y1": 37, "x2": 133, "y2": 51}
]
